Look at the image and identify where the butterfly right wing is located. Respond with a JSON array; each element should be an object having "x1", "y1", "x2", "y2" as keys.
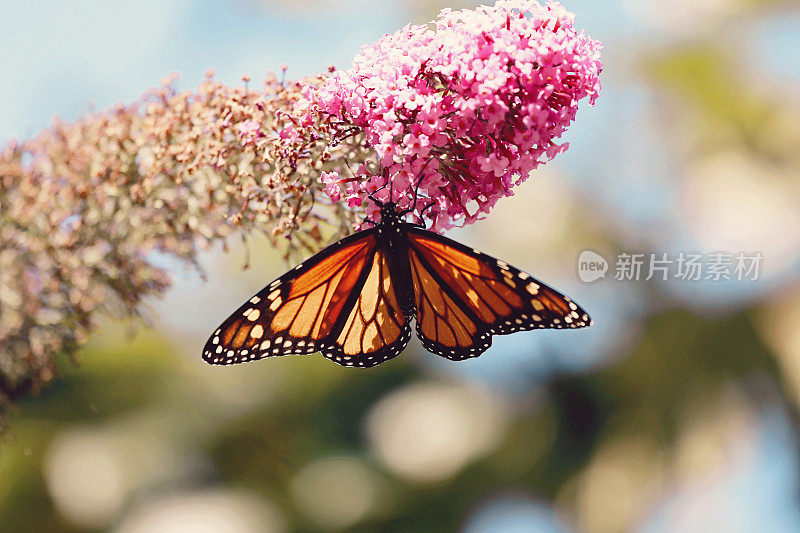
[
  {"x1": 407, "y1": 227, "x2": 591, "y2": 361},
  {"x1": 203, "y1": 230, "x2": 379, "y2": 365}
]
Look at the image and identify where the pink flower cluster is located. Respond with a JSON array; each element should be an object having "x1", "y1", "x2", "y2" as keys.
[{"x1": 313, "y1": 0, "x2": 602, "y2": 231}]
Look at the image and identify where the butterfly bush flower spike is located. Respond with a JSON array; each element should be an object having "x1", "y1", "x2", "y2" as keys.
[
  {"x1": 0, "y1": 72, "x2": 362, "y2": 419},
  {"x1": 313, "y1": 0, "x2": 602, "y2": 231}
]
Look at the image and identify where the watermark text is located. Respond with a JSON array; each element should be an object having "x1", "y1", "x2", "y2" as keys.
[{"x1": 578, "y1": 251, "x2": 762, "y2": 282}]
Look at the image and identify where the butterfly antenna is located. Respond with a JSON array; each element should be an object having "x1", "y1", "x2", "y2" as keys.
[
  {"x1": 400, "y1": 171, "x2": 426, "y2": 219},
  {"x1": 367, "y1": 180, "x2": 388, "y2": 208},
  {"x1": 419, "y1": 199, "x2": 436, "y2": 218},
  {"x1": 410, "y1": 200, "x2": 436, "y2": 227},
  {"x1": 356, "y1": 168, "x2": 389, "y2": 229},
  {"x1": 388, "y1": 166, "x2": 394, "y2": 204},
  {"x1": 412, "y1": 172, "x2": 424, "y2": 211},
  {"x1": 367, "y1": 190, "x2": 385, "y2": 207}
]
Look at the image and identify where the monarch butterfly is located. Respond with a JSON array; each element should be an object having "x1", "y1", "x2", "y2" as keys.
[{"x1": 203, "y1": 199, "x2": 591, "y2": 368}]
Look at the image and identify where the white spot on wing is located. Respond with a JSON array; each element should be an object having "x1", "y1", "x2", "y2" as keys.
[{"x1": 269, "y1": 297, "x2": 282, "y2": 311}]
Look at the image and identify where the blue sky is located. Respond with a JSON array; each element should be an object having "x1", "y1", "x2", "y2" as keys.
[{"x1": 0, "y1": 0, "x2": 408, "y2": 143}]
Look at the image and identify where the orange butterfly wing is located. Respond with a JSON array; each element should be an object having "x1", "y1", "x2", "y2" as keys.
[
  {"x1": 203, "y1": 230, "x2": 411, "y2": 368},
  {"x1": 407, "y1": 228, "x2": 591, "y2": 360},
  {"x1": 321, "y1": 248, "x2": 411, "y2": 367}
]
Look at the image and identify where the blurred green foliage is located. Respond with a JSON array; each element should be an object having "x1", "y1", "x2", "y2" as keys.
[{"x1": 1, "y1": 301, "x2": 796, "y2": 531}]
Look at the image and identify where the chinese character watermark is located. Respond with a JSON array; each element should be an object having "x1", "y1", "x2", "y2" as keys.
[
  {"x1": 675, "y1": 253, "x2": 702, "y2": 281},
  {"x1": 615, "y1": 253, "x2": 645, "y2": 281},
  {"x1": 578, "y1": 251, "x2": 762, "y2": 282}
]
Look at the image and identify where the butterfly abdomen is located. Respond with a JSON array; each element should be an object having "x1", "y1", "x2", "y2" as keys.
[{"x1": 377, "y1": 217, "x2": 417, "y2": 318}]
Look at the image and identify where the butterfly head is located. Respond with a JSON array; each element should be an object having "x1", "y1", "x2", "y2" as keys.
[{"x1": 379, "y1": 202, "x2": 400, "y2": 225}]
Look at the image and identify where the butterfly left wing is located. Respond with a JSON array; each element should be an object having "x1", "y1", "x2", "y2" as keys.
[
  {"x1": 203, "y1": 229, "x2": 412, "y2": 368},
  {"x1": 203, "y1": 230, "x2": 378, "y2": 365},
  {"x1": 407, "y1": 227, "x2": 592, "y2": 361}
]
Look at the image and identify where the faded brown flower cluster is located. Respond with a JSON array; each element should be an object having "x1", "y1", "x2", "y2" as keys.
[{"x1": 0, "y1": 71, "x2": 368, "y2": 426}]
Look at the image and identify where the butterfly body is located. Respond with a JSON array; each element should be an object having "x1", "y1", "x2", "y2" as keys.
[
  {"x1": 371, "y1": 203, "x2": 417, "y2": 317},
  {"x1": 204, "y1": 202, "x2": 591, "y2": 368}
]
